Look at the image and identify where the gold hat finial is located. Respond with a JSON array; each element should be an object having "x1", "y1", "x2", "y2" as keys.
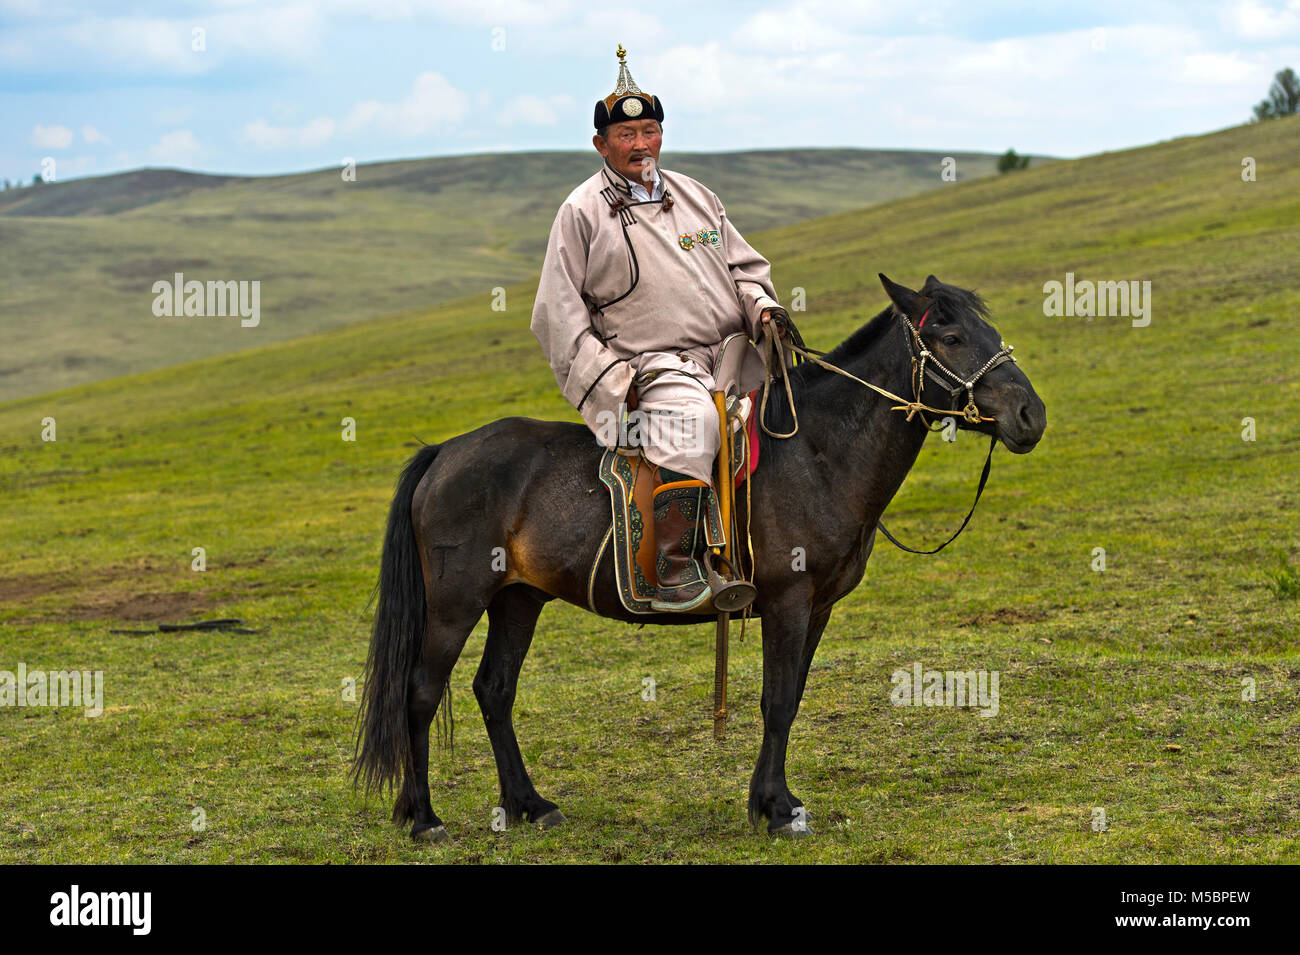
[{"x1": 606, "y1": 45, "x2": 646, "y2": 106}]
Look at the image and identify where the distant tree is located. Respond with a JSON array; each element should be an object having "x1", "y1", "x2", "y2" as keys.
[
  {"x1": 1252, "y1": 67, "x2": 1299, "y2": 121},
  {"x1": 32, "y1": 174, "x2": 44, "y2": 186},
  {"x1": 997, "y1": 149, "x2": 1031, "y2": 173}
]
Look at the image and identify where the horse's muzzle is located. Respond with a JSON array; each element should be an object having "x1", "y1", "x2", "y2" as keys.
[{"x1": 995, "y1": 385, "x2": 1046, "y2": 454}]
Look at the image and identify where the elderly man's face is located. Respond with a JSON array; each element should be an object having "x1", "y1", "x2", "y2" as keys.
[{"x1": 593, "y1": 118, "x2": 663, "y2": 185}]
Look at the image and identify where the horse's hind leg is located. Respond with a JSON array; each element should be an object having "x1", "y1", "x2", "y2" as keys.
[
  {"x1": 400, "y1": 605, "x2": 481, "y2": 842},
  {"x1": 473, "y1": 584, "x2": 564, "y2": 828}
]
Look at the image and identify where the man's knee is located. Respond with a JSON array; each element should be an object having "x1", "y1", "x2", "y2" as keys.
[{"x1": 664, "y1": 402, "x2": 717, "y2": 455}]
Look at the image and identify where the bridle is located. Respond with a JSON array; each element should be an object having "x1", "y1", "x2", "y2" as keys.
[
  {"x1": 757, "y1": 305, "x2": 1021, "y2": 555},
  {"x1": 901, "y1": 307, "x2": 1017, "y2": 426},
  {"x1": 758, "y1": 306, "x2": 1019, "y2": 437}
]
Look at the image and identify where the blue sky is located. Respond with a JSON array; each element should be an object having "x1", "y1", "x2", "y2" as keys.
[{"x1": 2, "y1": 0, "x2": 1298, "y2": 184}]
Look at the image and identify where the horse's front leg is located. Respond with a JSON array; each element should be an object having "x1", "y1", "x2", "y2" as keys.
[{"x1": 748, "y1": 591, "x2": 815, "y2": 836}]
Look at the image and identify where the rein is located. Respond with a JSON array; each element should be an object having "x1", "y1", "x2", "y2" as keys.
[
  {"x1": 875, "y1": 433, "x2": 996, "y2": 555},
  {"x1": 757, "y1": 307, "x2": 1016, "y2": 555}
]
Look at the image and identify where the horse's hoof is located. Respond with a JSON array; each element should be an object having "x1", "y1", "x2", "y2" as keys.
[
  {"x1": 412, "y1": 824, "x2": 449, "y2": 843},
  {"x1": 770, "y1": 822, "x2": 813, "y2": 840},
  {"x1": 534, "y1": 808, "x2": 567, "y2": 830}
]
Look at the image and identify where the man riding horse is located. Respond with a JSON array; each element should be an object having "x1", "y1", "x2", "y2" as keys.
[{"x1": 531, "y1": 45, "x2": 791, "y2": 613}]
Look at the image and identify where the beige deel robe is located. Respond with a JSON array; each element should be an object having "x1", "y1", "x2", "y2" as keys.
[{"x1": 530, "y1": 161, "x2": 781, "y2": 483}]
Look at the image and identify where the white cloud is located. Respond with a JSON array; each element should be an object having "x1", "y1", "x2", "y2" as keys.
[
  {"x1": 3, "y1": 4, "x2": 323, "y2": 77},
  {"x1": 627, "y1": 18, "x2": 1287, "y2": 157},
  {"x1": 343, "y1": 71, "x2": 470, "y2": 136},
  {"x1": 149, "y1": 130, "x2": 203, "y2": 166},
  {"x1": 574, "y1": 9, "x2": 666, "y2": 44},
  {"x1": 732, "y1": 2, "x2": 892, "y2": 53},
  {"x1": 45, "y1": 155, "x2": 96, "y2": 180},
  {"x1": 31, "y1": 124, "x2": 74, "y2": 149},
  {"x1": 1229, "y1": 0, "x2": 1300, "y2": 40},
  {"x1": 0, "y1": 0, "x2": 42, "y2": 14},
  {"x1": 1182, "y1": 52, "x2": 1262, "y2": 84},
  {"x1": 329, "y1": 0, "x2": 571, "y2": 26},
  {"x1": 497, "y1": 94, "x2": 575, "y2": 127},
  {"x1": 155, "y1": 106, "x2": 196, "y2": 126},
  {"x1": 642, "y1": 43, "x2": 733, "y2": 113},
  {"x1": 242, "y1": 117, "x2": 336, "y2": 149},
  {"x1": 6, "y1": 0, "x2": 1299, "y2": 179},
  {"x1": 0, "y1": 32, "x2": 31, "y2": 66},
  {"x1": 66, "y1": 17, "x2": 206, "y2": 74}
]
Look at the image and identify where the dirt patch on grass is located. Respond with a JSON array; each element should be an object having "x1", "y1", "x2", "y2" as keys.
[
  {"x1": 0, "y1": 565, "x2": 138, "y2": 603},
  {"x1": 0, "y1": 562, "x2": 232, "y2": 623},
  {"x1": 8, "y1": 587, "x2": 225, "y2": 624},
  {"x1": 78, "y1": 589, "x2": 223, "y2": 622},
  {"x1": 958, "y1": 608, "x2": 1051, "y2": 627},
  {"x1": 1006, "y1": 805, "x2": 1068, "y2": 820}
]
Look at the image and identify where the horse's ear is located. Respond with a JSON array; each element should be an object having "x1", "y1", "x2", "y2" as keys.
[
  {"x1": 879, "y1": 273, "x2": 931, "y2": 321},
  {"x1": 923, "y1": 274, "x2": 940, "y2": 291}
]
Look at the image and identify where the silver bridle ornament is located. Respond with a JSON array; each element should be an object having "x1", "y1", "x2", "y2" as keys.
[{"x1": 900, "y1": 311, "x2": 1017, "y2": 424}]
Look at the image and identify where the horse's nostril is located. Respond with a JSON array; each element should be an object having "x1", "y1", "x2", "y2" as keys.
[{"x1": 1018, "y1": 404, "x2": 1032, "y2": 428}]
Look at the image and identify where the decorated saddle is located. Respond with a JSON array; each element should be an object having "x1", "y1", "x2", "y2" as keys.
[{"x1": 590, "y1": 391, "x2": 761, "y2": 615}]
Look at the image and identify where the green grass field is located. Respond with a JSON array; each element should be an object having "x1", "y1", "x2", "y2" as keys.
[
  {"x1": 0, "y1": 117, "x2": 1296, "y2": 863},
  {"x1": 0, "y1": 147, "x2": 1017, "y2": 403}
]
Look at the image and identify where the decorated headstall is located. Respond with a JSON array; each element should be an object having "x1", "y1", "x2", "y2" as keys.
[{"x1": 898, "y1": 307, "x2": 1016, "y2": 423}]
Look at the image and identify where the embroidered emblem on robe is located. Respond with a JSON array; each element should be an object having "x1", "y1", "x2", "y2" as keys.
[{"x1": 680, "y1": 229, "x2": 719, "y2": 251}]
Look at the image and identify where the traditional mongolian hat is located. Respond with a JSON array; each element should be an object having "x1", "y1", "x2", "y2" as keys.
[{"x1": 593, "y1": 45, "x2": 664, "y2": 129}]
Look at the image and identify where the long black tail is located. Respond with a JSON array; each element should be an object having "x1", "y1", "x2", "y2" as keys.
[{"x1": 352, "y1": 442, "x2": 441, "y2": 798}]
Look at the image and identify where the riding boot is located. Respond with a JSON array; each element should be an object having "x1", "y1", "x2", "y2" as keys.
[{"x1": 649, "y1": 477, "x2": 714, "y2": 613}]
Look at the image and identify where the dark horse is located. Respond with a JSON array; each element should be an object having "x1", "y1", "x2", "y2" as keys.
[{"x1": 353, "y1": 274, "x2": 1047, "y2": 840}]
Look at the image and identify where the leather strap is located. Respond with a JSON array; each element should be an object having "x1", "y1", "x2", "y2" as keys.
[{"x1": 876, "y1": 434, "x2": 996, "y2": 555}]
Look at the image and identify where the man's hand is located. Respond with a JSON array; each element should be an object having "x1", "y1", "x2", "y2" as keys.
[{"x1": 761, "y1": 306, "x2": 792, "y2": 342}]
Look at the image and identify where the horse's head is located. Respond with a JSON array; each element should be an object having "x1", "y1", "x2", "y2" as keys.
[{"x1": 879, "y1": 273, "x2": 1046, "y2": 454}]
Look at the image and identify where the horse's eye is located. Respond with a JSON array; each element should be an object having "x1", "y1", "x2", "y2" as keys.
[{"x1": 942, "y1": 335, "x2": 961, "y2": 346}]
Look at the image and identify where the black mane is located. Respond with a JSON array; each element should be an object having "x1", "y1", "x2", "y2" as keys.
[
  {"x1": 818, "y1": 306, "x2": 897, "y2": 365},
  {"x1": 758, "y1": 306, "x2": 895, "y2": 435},
  {"x1": 919, "y1": 280, "x2": 992, "y2": 326}
]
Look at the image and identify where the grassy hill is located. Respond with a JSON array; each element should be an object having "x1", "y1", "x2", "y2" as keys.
[
  {"x1": 0, "y1": 147, "x2": 1017, "y2": 403},
  {"x1": 0, "y1": 118, "x2": 1296, "y2": 863}
]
